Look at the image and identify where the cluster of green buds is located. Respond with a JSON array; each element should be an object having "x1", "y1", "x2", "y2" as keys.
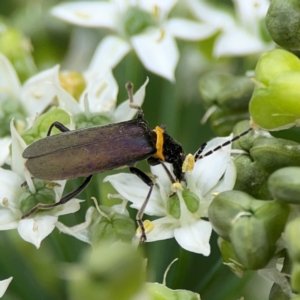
[
  {"x1": 198, "y1": 71, "x2": 254, "y2": 135},
  {"x1": 207, "y1": 47, "x2": 300, "y2": 297}
]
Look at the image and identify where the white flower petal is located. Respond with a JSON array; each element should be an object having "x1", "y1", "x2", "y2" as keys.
[
  {"x1": 0, "y1": 137, "x2": 11, "y2": 166},
  {"x1": 212, "y1": 159, "x2": 236, "y2": 193},
  {"x1": 150, "y1": 164, "x2": 173, "y2": 196},
  {"x1": 199, "y1": 159, "x2": 236, "y2": 218},
  {"x1": 20, "y1": 65, "x2": 60, "y2": 116},
  {"x1": 186, "y1": 0, "x2": 235, "y2": 29},
  {"x1": 214, "y1": 28, "x2": 271, "y2": 57},
  {"x1": 88, "y1": 36, "x2": 131, "y2": 72},
  {"x1": 174, "y1": 219, "x2": 212, "y2": 255},
  {"x1": 51, "y1": 199, "x2": 82, "y2": 217},
  {"x1": 10, "y1": 120, "x2": 27, "y2": 177},
  {"x1": 131, "y1": 29, "x2": 179, "y2": 81},
  {"x1": 81, "y1": 69, "x2": 118, "y2": 114},
  {"x1": 139, "y1": 0, "x2": 177, "y2": 14},
  {"x1": 0, "y1": 169, "x2": 23, "y2": 205},
  {"x1": 114, "y1": 77, "x2": 148, "y2": 122},
  {"x1": 51, "y1": 2, "x2": 117, "y2": 29},
  {"x1": 146, "y1": 216, "x2": 176, "y2": 242},
  {"x1": 192, "y1": 136, "x2": 232, "y2": 195},
  {"x1": 54, "y1": 82, "x2": 81, "y2": 115},
  {"x1": 104, "y1": 173, "x2": 165, "y2": 216},
  {"x1": 18, "y1": 216, "x2": 57, "y2": 248},
  {"x1": 0, "y1": 209, "x2": 19, "y2": 230},
  {"x1": 0, "y1": 53, "x2": 21, "y2": 101},
  {"x1": 234, "y1": 0, "x2": 269, "y2": 31},
  {"x1": 0, "y1": 277, "x2": 13, "y2": 298},
  {"x1": 167, "y1": 18, "x2": 217, "y2": 40},
  {"x1": 56, "y1": 206, "x2": 95, "y2": 243}
]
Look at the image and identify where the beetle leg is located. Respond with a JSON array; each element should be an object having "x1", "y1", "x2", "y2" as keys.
[
  {"x1": 22, "y1": 175, "x2": 93, "y2": 219},
  {"x1": 129, "y1": 167, "x2": 154, "y2": 242},
  {"x1": 47, "y1": 121, "x2": 71, "y2": 136}
]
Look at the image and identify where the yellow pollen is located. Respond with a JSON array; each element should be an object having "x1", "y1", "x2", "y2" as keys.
[
  {"x1": 182, "y1": 154, "x2": 195, "y2": 174},
  {"x1": 2, "y1": 197, "x2": 8, "y2": 207},
  {"x1": 75, "y1": 12, "x2": 91, "y2": 20},
  {"x1": 156, "y1": 29, "x2": 165, "y2": 43},
  {"x1": 171, "y1": 182, "x2": 183, "y2": 193},
  {"x1": 136, "y1": 220, "x2": 154, "y2": 234}
]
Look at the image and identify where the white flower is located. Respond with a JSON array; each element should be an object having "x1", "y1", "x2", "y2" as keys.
[
  {"x1": 187, "y1": 0, "x2": 273, "y2": 57},
  {"x1": 0, "y1": 120, "x2": 81, "y2": 248},
  {"x1": 104, "y1": 135, "x2": 236, "y2": 255},
  {"x1": 56, "y1": 73, "x2": 149, "y2": 123},
  {"x1": 51, "y1": 0, "x2": 217, "y2": 81},
  {"x1": 0, "y1": 277, "x2": 13, "y2": 298}
]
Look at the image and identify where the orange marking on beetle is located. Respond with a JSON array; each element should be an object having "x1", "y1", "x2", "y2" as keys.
[{"x1": 153, "y1": 126, "x2": 165, "y2": 161}]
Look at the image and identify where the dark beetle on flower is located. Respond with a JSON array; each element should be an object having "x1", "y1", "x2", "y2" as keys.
[{"x1": 22, "y1": 82, "x2": 251, "y2": 241}]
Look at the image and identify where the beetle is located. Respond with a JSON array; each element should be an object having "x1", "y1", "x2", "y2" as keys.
[{"x1": 22, "y1": 82, "x2": 252, "y2": 241}]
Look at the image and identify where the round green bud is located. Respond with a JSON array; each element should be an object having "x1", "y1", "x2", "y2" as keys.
[
  {"x1": 88, "y1": 206, "x2": 136, "y2": 245},
  {"x1": 68, "y1": 242, "x2": 145, "y2": 300},
  {"x1": 250, "y1": 137, "x2": 300, "y2": 173},
  {"x1": 217, "y1": 237, "x2": 245, "y2": 278},
  {"x1": 268, "y1": 167, "x2": 300, "y2": 204},
  {"x1": 146, "y1": 282, "x2": 200, "y2": 300},
  {"x1": 19, "y1": 178, "x2": 56, "y2": 214},
  {"x1": 22, "y1": 108, "x2": 71, "y2": 144},
  {"x1": 167, "y1": 194, "x2": 181, "y2": 219},
  {"x1": 182, "y1": 189, "x2": 199, "y2": 214},
  {"x1": 209, "y1": 191, "x2": 289, "y2": 269},
  {"x1": 122, "y1": 7, "x2": 156, "y2": 37},
  {"x1": 266, "y1": 0, "x2": 300, "y2": 49},
  {"x1": 74, "y1": 113, "x2": 112, "y2": 129},
  {"x1": 285, "y1": 217, "x2": 300, "y2": 263},
  {"x1": 199, "y1": 72, "x2": 252, "y2": 135},
  {"x1": 249, "y1": 49, "x2": 300, "y2": 130},
  {"x1": 234, "y1": 154, "x2": 270, "y2": 199}
]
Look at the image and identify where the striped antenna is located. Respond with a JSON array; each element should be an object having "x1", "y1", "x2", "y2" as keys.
[{"x1": 194, "y1": 127, "x2": 253, "y2": 161}]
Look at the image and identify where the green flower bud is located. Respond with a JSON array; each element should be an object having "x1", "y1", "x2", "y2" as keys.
[
  {"x1": 74, "y1": 113, "x2": 112, "y2": 129},
  {"x1": 167, "y1": 194, "x2": 180, "y2": 219},
  {"x1": 208, "y1": 190, "x2": 254, "y2": 241},
  {"x1": 266, "y1": 0, "x2": 300, "y2": 50},
  {"x1": 249, "y1": 49, "x2": 300, "y2": 130},
  {"x1": 22, "y1": 108, "x2": 71, "y2": 144},
  {"x1": 199, "y1": 72, "x2": 253, "y2": 135},
  {"x1": 250, "y1": 137, "x2": 300, "y2": 173},
  {"x1": 285, "y1": 217, "x2": 300, "y2": 263},
  {"x1": 232, "y1": 120, "x2": 255, "y2": 151},
  {"x1": 19, "y1": 178, "x2": 56, "y2": 214},
  {"x1": 88, "y1": 206, "x2": 136, "y2": 244},
  {"x1": 68, "y1": 242, "x2": 145, "y2": 300},
  {"x1": 209, "y1": 191, "x2": 289, "y2": 269},
  {"x1": 268, "y1": 167, "x2": 300, "y2": 204},
  {"x1": 234, "y1": 154, "x2": 270, "y2": 199},
  {"x1": 285, "y1": 217, "x2": 300, "y2": 293},
  {"x1": 210, "y1": 108, "x2": 250, "y2": 136},
  {"x1": 146, "y1": 282, "x2": 200, "y2": 300},
  {"x1": 218, "y1": 237, "x2": 245, "y2": 278},
  {"x1": 122, "y1": 7, "x2": 156, "y2": 37},
  {"x1": 182, "y1": 189, "x2": 199, "y2": 214},
  {"x1": 0, "y1": 24, "x2": 36, "y2": 82},
  {"x1": 0, "y1": 97, "x2": 27, "y2": 137},
  {"x1": 59, "y1": 72, "x2": 86, "y2": 101}
]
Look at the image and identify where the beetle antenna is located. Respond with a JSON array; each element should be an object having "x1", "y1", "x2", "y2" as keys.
[
  {"x1": 195, "y1": 127, "x2": 252, "y2": 161},
  {"x1": 126, "y1": 82, "x2": 143, "y2": 117}
]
